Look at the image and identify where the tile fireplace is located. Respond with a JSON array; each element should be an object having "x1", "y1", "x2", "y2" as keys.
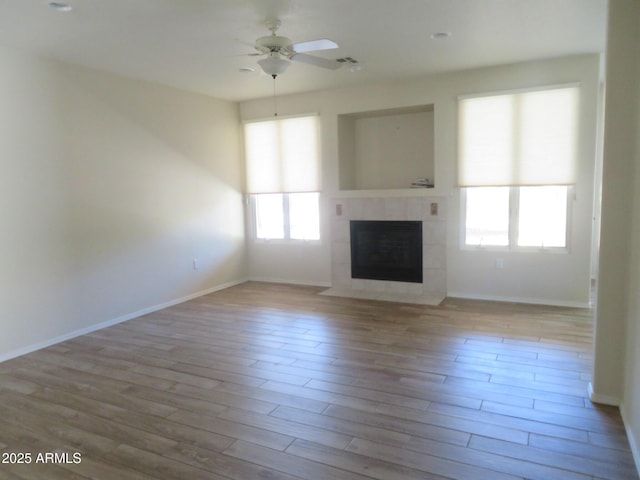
[{"x1": 323, "y1": 196, "x2": 446, "y2": 305}]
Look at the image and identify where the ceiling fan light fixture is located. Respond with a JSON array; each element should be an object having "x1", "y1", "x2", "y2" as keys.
[
  {"x1": 258, "y1": 52, "x2": 291, "y2": 77},
  {"x1": 48, "y1": 2, "x2": 72, "y2": 12},
  {"x1": 431, "y1": 32, "x2": 451, "y2": 40}
]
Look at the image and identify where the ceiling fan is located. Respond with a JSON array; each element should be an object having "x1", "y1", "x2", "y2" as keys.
[{"x1": 252, "y1": 19, "x2": 341, "y2": 77}]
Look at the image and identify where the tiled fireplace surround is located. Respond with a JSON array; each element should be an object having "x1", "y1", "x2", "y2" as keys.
[{"x1": 322, "y1": 196, "x2": 447, "y2": 305}]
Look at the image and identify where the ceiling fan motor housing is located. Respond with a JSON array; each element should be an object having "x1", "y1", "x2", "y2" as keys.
[{"x1": 255, "y1": 35, "x2": 292, "y2": 55}]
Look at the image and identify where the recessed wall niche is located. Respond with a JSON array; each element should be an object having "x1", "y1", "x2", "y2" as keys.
[{"x1": 338, "y1": 105, "x2": 435, "y2": 191}]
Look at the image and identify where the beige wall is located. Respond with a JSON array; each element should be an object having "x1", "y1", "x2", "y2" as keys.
[
  {"x1": 240, "y1": 54, "x2": 601, "y2": 306},
  {"x1": 629, "y1": 53, "x2": 640, "y2": 468},
  {"x1": 0, "y1": 46, "x2": 247, "y2": 360},
  {"x1": 627, "y1": 71, "x2": 640, "y2": 470},
  {"x1": 350, "y1": 110, "x2": 435, "y2": 190}
]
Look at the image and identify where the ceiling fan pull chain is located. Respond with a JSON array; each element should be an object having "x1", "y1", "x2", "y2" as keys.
[{"x1": 272, "y1": 74, "x2": 278, "y2": 117}]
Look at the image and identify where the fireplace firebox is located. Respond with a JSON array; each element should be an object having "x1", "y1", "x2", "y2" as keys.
[{"x1": 350, "y1": 220, "x2": 423, "y2": 283}]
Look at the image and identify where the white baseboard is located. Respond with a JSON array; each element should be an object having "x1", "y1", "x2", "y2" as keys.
[
  {"x1": 620, "y1": 405, "x2": 640, "y2": 478},
  {"x1": 587, "y1": 383, "x2": 640, "y2": 475},
  {"x1": 0, "y1": 278, "x2": 247, "y2": 364},
  {"x1": 447, "y1": 291, "x2": 591, "y2": 309}
]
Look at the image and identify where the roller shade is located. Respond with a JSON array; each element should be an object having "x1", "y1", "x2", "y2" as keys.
[
  {"x1": 244, "y1": 115, "x2": 320, "y2": 193},
  {"x1": 458, "y1": 86, "x2": 579, "y2": 187}
]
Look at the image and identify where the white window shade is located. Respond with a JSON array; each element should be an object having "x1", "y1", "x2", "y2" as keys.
[
  {"x1": 458, "y1": 86, "x2": 579, "y2": 187},
  {"x1": 245, "y1": 115, "x2": 320, "y2": 194}
]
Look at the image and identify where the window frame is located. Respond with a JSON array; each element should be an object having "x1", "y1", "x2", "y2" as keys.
[{"x1": 461, "y1": 186, "x2": 572, "y2": 253}]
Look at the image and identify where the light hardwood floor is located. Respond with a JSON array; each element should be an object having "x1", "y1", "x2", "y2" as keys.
[{"x1": 0, "y1": 282, "x2": 637, "y2": 480}]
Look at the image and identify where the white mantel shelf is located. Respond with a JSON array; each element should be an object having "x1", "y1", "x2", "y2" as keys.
[{"x1": 333, "y1": 188, "x2": 443, "y2": 199}]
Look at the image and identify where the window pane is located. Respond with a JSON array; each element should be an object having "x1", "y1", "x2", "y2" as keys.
[
  {"x1": 254, "y1": 194, "x2": 284, "y2": 239},
  {"x1": 289, "y1": 192, "x2": 320, "y2": 240},
  {"x1": 518, "y1": 186, "x2": 567, "y2": 247},
  {"x1": 465, "y1": 187, "x2": 509, "y2": 246}
]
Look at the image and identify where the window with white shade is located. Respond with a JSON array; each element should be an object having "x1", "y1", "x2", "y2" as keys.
[
  {"x1": 244, "y1": 115, "x2": 321, "y2": 241},
  {"x1": 459, "y1": 85, "x2": 578, "y2": 250}
]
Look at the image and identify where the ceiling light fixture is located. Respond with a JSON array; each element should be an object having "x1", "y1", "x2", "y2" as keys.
[
  {"x1": 48, "y1": 2, "x2": 72, "y2": 12},
  {"x1": 431, "y1": 32, "x2": 451, "y2": 40},
  {"x1": 257, "y1": 52, "x2": 291, "y2": 78},
  {"x1": 256, "y1": 51, "x2": 291, "y2": 117}
]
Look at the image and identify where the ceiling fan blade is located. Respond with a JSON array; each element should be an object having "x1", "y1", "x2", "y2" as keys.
[
  {"x1": 291, "y1": 53, "x2": 341, "y2": 70},
  {"x1": 292, "y1": 38, "x2": 338, "y2": 53}
]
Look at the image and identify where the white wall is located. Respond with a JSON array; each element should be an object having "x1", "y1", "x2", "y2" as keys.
[
  {"x1": 240, "y1": 54, "x2": 600, "y2": 306},
  {"x1": 591, "y1": 0, "x2": 640, "y2": 470},
  {"x1": 0, "y1": 46, "x2": 247, "y2": 360}
]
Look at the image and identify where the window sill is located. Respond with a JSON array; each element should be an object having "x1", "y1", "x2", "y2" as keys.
[
  {"x1": 253, "y1": 238, "x2": 321, "y2": 245},
  {"x1": 461, "y1": 245, "x2": 569, "y2": 254}
]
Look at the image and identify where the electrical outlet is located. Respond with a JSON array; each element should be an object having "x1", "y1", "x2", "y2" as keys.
[
  {"x1": 430, "y1": 202, "x2": 438, "y2": 216},
  {"x1": 193, "y1": 258, "x2": 200, "y2": 270},
  {"x1": 336, "y1": 203, "x2": 343, "y2": 216}
]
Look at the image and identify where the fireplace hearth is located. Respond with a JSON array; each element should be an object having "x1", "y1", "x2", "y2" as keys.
[{"x1": 350, "y1": 220, "x2": 423, "y2": 283}]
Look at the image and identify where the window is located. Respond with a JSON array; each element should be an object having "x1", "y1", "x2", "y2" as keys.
[
  {"x1": 288, "y1": 192, "x2": 320, "y2": 240},
  {"x1": 517, "y1": 186, "x2": 568, "y2": 248},
  {"x1": 459, "y1": 85, "x2": 578, "y2": 251},
  {"x1": 244, "y1": 115, "x2": 321, "y2": 241},
  {"x1": 253, "y1": 192, "x2": 320, "y2": 241},
  {"x1": 254, "y1": 193, "x2": 284, "y2": 239},
  {"x1": 463, "y1": 186, "x2": 569, "y2": 249},
  {"x1": 465, "y1": 187, "x2": 510, "y2": 246}
]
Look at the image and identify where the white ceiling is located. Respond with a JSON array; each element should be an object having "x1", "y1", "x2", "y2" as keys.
[{"x1": 0, "y1": 0, "x2": 607, "y2": 102}]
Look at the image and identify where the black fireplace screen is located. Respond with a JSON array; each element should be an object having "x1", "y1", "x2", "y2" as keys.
[{"x1": 350, "y1": 220, "x2": 423, "y2": 283}]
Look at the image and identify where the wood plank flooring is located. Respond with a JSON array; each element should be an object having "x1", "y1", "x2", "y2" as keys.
[{"x1": 0, "y1": 281, "x2": 637, "y2": 480}]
